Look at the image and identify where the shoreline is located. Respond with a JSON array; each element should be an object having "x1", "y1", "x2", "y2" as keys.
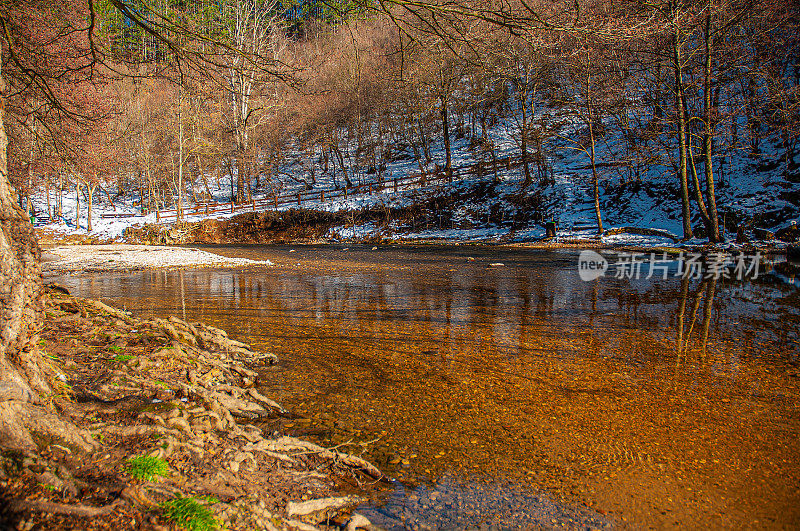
[
  {"x1": 36, "y1": 210, "x2": 797, "y2": 258},
  {"x1": 1, "y1": 286, "x2": 386, "y2": 530},
  {"x1": 40, "y1": 239, "x2": 791, "y2": 277}
]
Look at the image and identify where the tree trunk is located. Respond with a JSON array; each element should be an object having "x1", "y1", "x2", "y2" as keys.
[
  {"x1": 688, "y1": 136, "x2": 714, "y2": 235},
  {"x1": 333, "y1": 146, "x2": 352, "y2": 188},
  {"x1": 87, "y1": 182, "x2": 96, "y2": 233},
  {"x1": 57, "y1": 173, "x2": 63, "y2": 219},
  {"x1": 236, "y1": 154, "x2": 246, "y2": 204},
  {"x1": 101, "y1": 184, "x2": 115, "y2": 211},
  {"x1": 418, "y1": 119, "x2": 431, "y2": 164},
  {"x1": 201, "y1": 161, "x2": 212, "y2": 201},
  {"x1": 25, "y1": 120, "x2": 36, "y2": 216},
  {"x1": 0, "y1": 56, "x2": 93, "y2": 454},
  {"x1": 45, "y1": 175, "x2": 51, "y2": 221},
  {"x1": 674, "y1": 29, "x2": 694, "y2": 240},
  {"x1": 440, "y1": 96, "x2": 452, "y2": 182},
  {"x1": 520, "y1": 95, "x2": 532, "y2": 189},
  {"x1": 75, "y1": 181, "x2": 81, "y2": 228},
  {"x1": 703, "y1": 11, "x2": 721, "y2": 242},
  {"x1": 586, "y1": 67, "x2": 603, "y2": 235},
  {"x1": 245, "y1": 160, "x2": 254, "y2": 202},
  {"x1": 177, "y1": 88, "x2": 184, "y2": 222}
]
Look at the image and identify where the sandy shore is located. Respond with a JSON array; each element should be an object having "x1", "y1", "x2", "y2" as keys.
[{"x1": 42, "y1": 244, "x2": 272, "y2": 273}]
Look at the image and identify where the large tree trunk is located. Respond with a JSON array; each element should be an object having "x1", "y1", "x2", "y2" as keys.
[
  {"x1": 57, "y1": 173, "x2": 63, "y2": 219},
  {"x1": 0, "y1": 58, "x2": 93, "y2": 454},
  {"x1": 703, "y1": 11, "x2": 722, "y2": 242},
  {"x1": 177, "y1": 90, "x2": 184, "y2": 222},
  {"x1": 688, "y1": 136, "x2": 714, "y2": 235},
  {"x1": 45, "y1": 175, "x2": 51, "y2": 221},
  {"x1": 673, "y1": 29, "x2": 694, "y2": 240}
]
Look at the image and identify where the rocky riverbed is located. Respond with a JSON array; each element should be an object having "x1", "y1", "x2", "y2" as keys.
[{"x1": 0, "y1": 285, "x2": 386, "y2": 530}]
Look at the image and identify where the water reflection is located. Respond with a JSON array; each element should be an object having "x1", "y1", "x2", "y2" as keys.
[{"x1": 52, "y1": 246, "x2": 800, "y2": 528}]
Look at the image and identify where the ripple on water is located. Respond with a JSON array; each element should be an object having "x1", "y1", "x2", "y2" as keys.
[{"x1": 53, "y1": 245, "x2": 800, "y2": 528}]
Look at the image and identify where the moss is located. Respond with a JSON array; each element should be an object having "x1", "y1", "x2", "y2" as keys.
[
  {"x1": 126, "y1": 455, "x2": 169, "y2": 481},
  {"x1": 161, "y1": 496, "x2": 219, "y2": 531}
]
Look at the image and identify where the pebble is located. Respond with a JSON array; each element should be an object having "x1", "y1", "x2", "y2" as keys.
[{"x1": 358, "y1": 475, "x2": 612, "y2": 529}]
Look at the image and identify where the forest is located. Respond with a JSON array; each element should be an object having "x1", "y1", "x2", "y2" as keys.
[
  {"x1": 1, "y1": 2, "x2": 800, "y2": 528},
  {"x1": 6, "y1": 0, "x2": 800, "y2": 241}
]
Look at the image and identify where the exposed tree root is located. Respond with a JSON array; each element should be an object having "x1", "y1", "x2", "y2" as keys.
[
  {"x1": 8, "y1": 498, "x2": 124, "y2": 517},
  {"x1": 1, "y1": 289, "x2": 388, "y2": 530},
  {"x1": 0, "y1": 401, "x2": 96, "y2": 453}
]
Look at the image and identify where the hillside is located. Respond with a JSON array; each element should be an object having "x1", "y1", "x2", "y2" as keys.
[{"x1": 32, "y1": 107, "x2": 800, "y2": 249}]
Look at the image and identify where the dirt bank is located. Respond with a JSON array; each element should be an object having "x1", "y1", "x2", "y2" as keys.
[
  {"x1": 120, "y1": 186, "x2": 540, "y2": 246},
  {"x1": 0, "y1": 286, "x2": 386, "y2": 530}
]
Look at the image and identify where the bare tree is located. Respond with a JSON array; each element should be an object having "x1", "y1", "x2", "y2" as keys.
[
  {"x1": 218, "y1": 0, "x2": 286, "y2": 203},
  {"x1": 0, "y1": 0, "x2": 298, "y2": 456}
]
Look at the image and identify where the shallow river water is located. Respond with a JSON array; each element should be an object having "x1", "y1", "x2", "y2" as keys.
[{"x1": 52, "y1": 245, "x2": 800, "y2": 529}]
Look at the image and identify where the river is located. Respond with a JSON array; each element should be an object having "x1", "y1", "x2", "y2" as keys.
[{"x1": 51, "y1": 245, "x2": 800, "y2": 529}]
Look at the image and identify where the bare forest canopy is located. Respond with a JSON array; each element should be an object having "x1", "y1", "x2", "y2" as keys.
[{"x1": 6, "y1": 0, "x2": 800, "y2": 240}]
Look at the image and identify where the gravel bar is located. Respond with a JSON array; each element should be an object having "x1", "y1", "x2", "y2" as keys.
[{"x1": 42, "y1": 244, "x2": 272, "y2": 273}]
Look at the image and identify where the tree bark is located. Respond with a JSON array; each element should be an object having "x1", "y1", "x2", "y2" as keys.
[
  {"x1": 236, "y1": 153, "x2": 246, "y2": 204},
  {"x1": 418, "y1": 119, "x2": 431, "y2": 164},
  {"x1": 86, "y1": 182, "x2": 97, "y2": 233},
  {"x1": 177, "y1": 86, "x2": 184, "y2": 222},
  {"x1": 586, "y1": 65, "x2": 603, "y2": 235},
  {"x1": 703, "y1": 10, "x2": 721, "y2": 242},
  {"x1": 45, "y1": 175, "x2": 51, "y2": 221},
  {"x1": 75, "y1": 180, "x2": 81, "y2": 228},
  {"x1": 520, "y1": 95, "x2": 532, "y2": 189},
  {"x1": 440, "y1": 95, "x2": 452, "y2": 182},
  {"x1": 673, "y1": 27, "x2": 694, "y2": 240},
  {"x1": 688, "y1": 136, "x2": 714, "y2": 235},
  {"x1": 0, "y1": 54, "x2": 91, "y2": 453}
]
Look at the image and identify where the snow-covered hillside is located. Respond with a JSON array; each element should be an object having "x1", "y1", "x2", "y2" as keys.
[{"x1": 30, "y1": 101, "x2": 800, "y2": 246}]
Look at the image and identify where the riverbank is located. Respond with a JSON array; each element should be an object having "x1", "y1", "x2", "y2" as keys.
[
  {"x1": 42, "y1": 244, "x2": 274, "y2": 273},
  {"x1": 37, "y1": 214, "x2": 796, "y2": 259},
  {"x1": 39, "y1": 239, "x2": 792, "y2": 283},
  {"x1": 0, "y1": 286, "x2": 386, "y2": 530}
]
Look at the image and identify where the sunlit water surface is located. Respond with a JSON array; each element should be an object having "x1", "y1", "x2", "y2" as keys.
[{"x1": 51, "y1": 245, "x2": 800, "y2": 529}]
